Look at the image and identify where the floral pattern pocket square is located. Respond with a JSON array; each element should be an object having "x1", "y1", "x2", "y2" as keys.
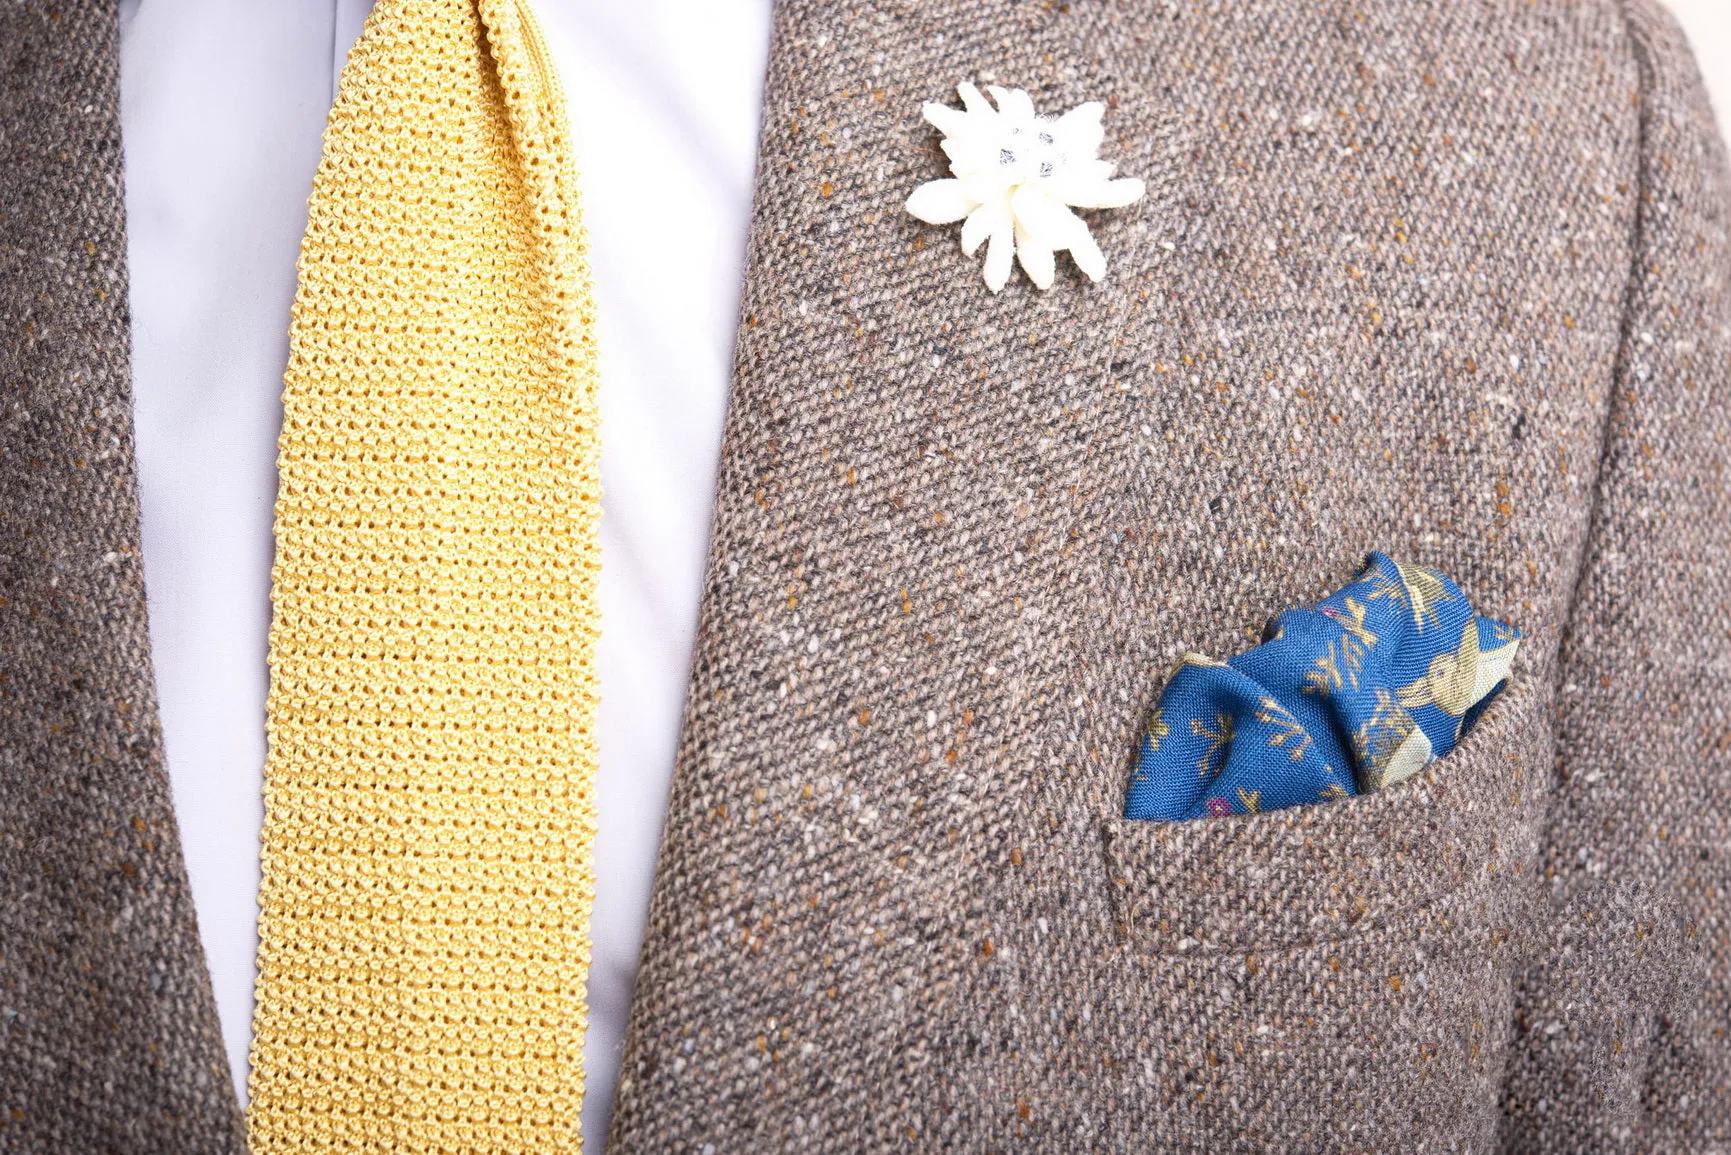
[{"x1": 1124, "y1": 552, "x2": 1520, "y2": 822}]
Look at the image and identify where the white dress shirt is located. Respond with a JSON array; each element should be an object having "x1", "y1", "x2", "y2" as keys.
[{"x1": 117, "y1": 0, "x2": 772, "y2": 1144}]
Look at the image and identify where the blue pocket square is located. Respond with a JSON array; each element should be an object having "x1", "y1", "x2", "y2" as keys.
[{"x1": 1124, "y1": 552, "x2": 1520, "y2": 822}]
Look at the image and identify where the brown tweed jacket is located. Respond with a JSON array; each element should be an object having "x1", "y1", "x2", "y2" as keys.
[{"x1": 1, "y1": 0, "x2": 1726, "y2": 1151}]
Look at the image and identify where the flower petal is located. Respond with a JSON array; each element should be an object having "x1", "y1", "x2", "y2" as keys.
[
  {"x1": 906, "y1": 179, "x2": 978, "y2": 224},
  {"x1": 956, "y1": 82, "x2": 994, "y2": 117},
  {"x1": 986, "y1": 85, "x2": 1036, "y2": 125},
  {"x1": 1010, "y1": 184, "x2": 1087, "y2": 250},
  {"x1": 960, "y1": 170, "x2": 1012, "y2": 203},
  {"x1": 922, "y1": 101, "x2": 974, "y2": 140},
  {"x1": 1068, "y1": 229, "x2": 1107, "y2": 282},
  {"x1": 962, "y1": 201, "x2": 1009, "y2": 257},
  {"x1": 940, "y1": 137, "x2": 975, "y2": 170},
  {"x1": 983, "y1": 224, "x2": 1015, "y2": 292},
  {"x1": 1053, "y1": 101, "x2": 1105, "y2": 156},
  {"x1": 945, "y1": 138, "x2": 1004, "y2": 181},
  {"x1": 1015, "y1": 223, "x2": 1056, "y2": 290},
  {"x1": 1064, "y1": 177, "x2": 1146, "y2": 210},
  {"x1": 1043, "y1": 167, "x2": 1111, "y2": 207},
  {"x1": 1069, "y1": 159, "x2": 1118, "y2": 186}
]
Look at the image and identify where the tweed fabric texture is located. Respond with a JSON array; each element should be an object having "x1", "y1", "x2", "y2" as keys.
[
  {"x1": 0, "y1": 0, "x2": 245, "y2": 1150},
  {"x1": 610, "y1": 0, "x2": 1726, "y2": 1150},
  {"x1": 244, "y1": 1, "x2": 603, "y2": 1149},
  {"x1": 1500, "y1": 3, "x2": 1731, "y2": 1149},
  {"x1": 2, "y1": 0, "x2": 1728, "y2": 1150}
]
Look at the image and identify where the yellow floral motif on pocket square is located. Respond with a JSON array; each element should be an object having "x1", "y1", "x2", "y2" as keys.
[{"x1": 1125, "y1": 552, "x2": 1519, "y2": 821}]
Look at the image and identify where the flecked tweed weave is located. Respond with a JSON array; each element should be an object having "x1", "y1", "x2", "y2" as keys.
[
  {"x1": 245, "y1": 0, "x2": 603, "y2": 1150},
  {"x1": 607, "y1": 0, "x2": 1730, "y2": 1150},
  {"x1": 0, "y1": 1, "x2": 245, "y2": 1150},
  {"x1": 4, "y1": 0, "x2": 1731, "y2": 1151}
]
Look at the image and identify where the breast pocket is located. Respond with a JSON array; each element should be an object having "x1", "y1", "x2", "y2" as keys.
[{"x1": 1097, "y1": 676, "x2": 1549, "y2": 1150}]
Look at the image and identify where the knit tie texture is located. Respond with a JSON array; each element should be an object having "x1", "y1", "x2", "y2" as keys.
[{"x1": 247, "y1": 1, "x2": 601, "y2": 1149}]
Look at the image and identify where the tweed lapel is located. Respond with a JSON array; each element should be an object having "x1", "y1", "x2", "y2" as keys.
[
  {"x1": 606, "y1": 2, "x2": 1215, "y2": 1145},
  {"x1": 609, "y1": 0, "x2": 1646, "y2": 1149},
  {"x1": 0, "y1": 2, "x2": 242, "y2": 1149}
]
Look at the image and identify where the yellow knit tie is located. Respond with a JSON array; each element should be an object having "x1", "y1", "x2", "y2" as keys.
[{"x1": 247, "y1": 1, "x2": 600, "y2": 1150}]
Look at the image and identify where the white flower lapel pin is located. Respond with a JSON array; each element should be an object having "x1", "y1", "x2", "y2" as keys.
[{"x1": 905, "y1": 83, "x2": 1146, "y2": 293}]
